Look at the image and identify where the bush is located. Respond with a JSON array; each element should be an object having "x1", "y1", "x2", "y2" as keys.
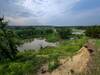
[{"x1": 48, "y1": 53, "x2": 60, "y2": 72}]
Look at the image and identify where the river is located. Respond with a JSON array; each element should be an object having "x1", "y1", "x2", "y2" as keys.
[{"x1": 17, "y1": 38, "x2": 58, "y2": 51}]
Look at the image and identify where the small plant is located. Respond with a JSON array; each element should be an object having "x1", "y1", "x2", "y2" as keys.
[
  {"x1": 48, "y1": 53, "x2": 60, "y2": 72},
  {"x1": 48, "y1": 61, "x2": 59, "y2": 72}
]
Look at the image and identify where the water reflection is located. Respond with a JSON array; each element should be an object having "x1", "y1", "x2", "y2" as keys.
[{"x1": 17, "y1": 38, "x2": 58, "y2": 51}]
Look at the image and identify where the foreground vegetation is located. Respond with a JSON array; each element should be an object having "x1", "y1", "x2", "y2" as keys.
[
  {"x1": 0, "y1": 37, "x2": 87, "y2": 75},
  {"x1": 0, "y1": 17, "x2": 20, "y2": 60}
]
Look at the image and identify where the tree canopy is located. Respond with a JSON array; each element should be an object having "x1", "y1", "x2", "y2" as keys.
[
  {"x1": 0, "y1": 17, "x2": 19, "y2": 60},
  {"x1": 85, "y1": 26, "x2": 100, "y2": 38}
]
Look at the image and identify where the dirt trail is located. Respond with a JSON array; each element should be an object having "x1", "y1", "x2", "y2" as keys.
[{"x1": 38, "y1": 40, "x2": 94, "y2": 75}]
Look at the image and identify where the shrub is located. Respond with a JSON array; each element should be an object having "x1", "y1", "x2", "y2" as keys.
[{"x1": 48, "y1": 53, "x2": 60, "y2": 72}]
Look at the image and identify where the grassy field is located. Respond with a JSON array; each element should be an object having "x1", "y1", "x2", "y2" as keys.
[{"x1": 0, "y1": 37, "x2": 87, "y2": 75}]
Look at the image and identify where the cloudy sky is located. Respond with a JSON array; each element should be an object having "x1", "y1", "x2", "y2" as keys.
[{"x1": 0, "y1": 0, "x2": 100, "y2": 26}]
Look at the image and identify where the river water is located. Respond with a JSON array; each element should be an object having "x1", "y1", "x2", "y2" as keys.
[{"x1": 17, "y1": 38, "x2": 58, "y2": 51}]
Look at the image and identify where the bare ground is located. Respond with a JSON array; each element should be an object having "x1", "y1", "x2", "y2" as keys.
[{"x1": 37, "y1": 40, "x2": 95, "y2": 75}]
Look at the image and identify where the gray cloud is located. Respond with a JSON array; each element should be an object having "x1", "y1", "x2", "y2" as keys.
[{"x1": 0, "y1": 0, "x2": 100, "y2": 25}]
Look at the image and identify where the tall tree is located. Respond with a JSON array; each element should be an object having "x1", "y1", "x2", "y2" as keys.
[{"x1": 0, "y1": 17, "x2": 19, "y2": 60}]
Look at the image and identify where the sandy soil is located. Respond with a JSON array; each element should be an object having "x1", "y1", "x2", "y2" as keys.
[{"x1": 38, "y1": 40, "x2": 94, "y2": 75}]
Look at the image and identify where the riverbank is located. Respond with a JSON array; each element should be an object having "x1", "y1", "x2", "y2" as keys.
[
  {"x1": 37, "y1": 39, "x2": 95, "y2": 75},
  {"x1": 0, "y1": 37, "x2": 87, "y2": 75}
]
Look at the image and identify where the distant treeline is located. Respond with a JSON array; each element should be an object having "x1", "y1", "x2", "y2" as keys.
[
  {"x1": 16, "y1": 28, "x2": 54, "y2": 39},
  {"x1": 14, "y1": 27, "x2": 72, "y2": 40},
  {"x1": 85, "y1": 26, "x2": 100, "y2": 38},
  {"x1": 7, "y1": 25, "x2": 100, "y2": 30},
  {"x1": 7, "y1": 25, "x2": 100, "y2": 39}
]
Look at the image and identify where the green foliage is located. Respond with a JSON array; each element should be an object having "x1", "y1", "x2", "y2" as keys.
[
  {"x1": 48, "y1": 53, "x2": 60, "y2": 72},
  {"x1": 16, "y1": 28, "x2": 54, "y2": 39},
  {"x1": 38, "y1": 36, "x2": 87, "y2": 57},
  {"x1": 48, "y1": 61, "x2": 59, "y2": 72},
  {"x1": 46, "y1": 33, "x2": 60, "y2": 42},
  {"x1": 57, "y1": 28, "x2": 72, "y2": 39},
  {"x1": 85, "y1": 26, "x2": 100, "y2": 38},
  {"x1": 0, "y1": 51, "x2": 48, "y2": 75},
  {"x1": 15, "y1": 27, "x2": 72, "y2": 42},
  {"x1": 95, "y1": 39, "x2": 100, "y2": 47},
  {"x1": 0, "y1": 17, "x2": 19, "y2": 60},
  {"x1": 0, "y1": 36, "x2": 87, "y2": 75},
  {"x1": 0, "y1": 23, "x2": 88, "y2": 75}
]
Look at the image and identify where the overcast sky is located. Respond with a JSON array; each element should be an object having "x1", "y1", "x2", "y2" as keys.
[{"x1": 0, "y1": 0, "x2": 100, "y2": 26}]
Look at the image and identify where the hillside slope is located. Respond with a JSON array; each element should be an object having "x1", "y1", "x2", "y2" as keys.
[{"x1": 38, "y1": 42, "x2": 94, "y2": 75}]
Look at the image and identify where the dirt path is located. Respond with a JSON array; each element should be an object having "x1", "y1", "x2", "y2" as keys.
[{"x1": 38, "y1": 40, "x2": 95, "y2": 75}]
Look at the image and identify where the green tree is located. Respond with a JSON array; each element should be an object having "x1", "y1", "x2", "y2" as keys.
[
  {"x1": 0, "y1": 17, "x2": 19, "y2": 60},
  {"x1": 85, "y1": 26, "x2": 100, "y2": 38},
  {"x1": 57, "y1": 28, "x2": 72, "y2": 39}
]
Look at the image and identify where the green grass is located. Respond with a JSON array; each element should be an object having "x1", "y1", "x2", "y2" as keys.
[
  {"x1": 0, "y1": 51, "x2": 48, "y2": 75},
  {"x1": 46, "y1": 33, "x2": 60, "y2": 42},
  {"x1": 0, "y1": 37, "x2": 88, "y2": 75},
  {"x1": 95, "y1": 39, "x2": 100, "y2": 47},
  {"x1": 37, "y1": 37, "x2": 88, "y2": 72},
  {"x1": 39, "y1": 36, "x2": 87, "y2": 56}
]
